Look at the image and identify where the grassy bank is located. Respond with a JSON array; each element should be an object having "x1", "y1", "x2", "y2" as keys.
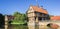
[{"x1": 11, "y1": 21, "x2": 27, "y2": 25}]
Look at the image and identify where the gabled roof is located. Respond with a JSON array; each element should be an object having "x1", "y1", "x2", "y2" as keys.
[
  {"x1": 7, "y1": 15, "x2": 14, "y2": 20},
  {"x1": 31, "y1": 6, "x2": 48, "y2": 14},
  {"x1": 51, "y1": 16, "x2": 60, "y2": 20}
]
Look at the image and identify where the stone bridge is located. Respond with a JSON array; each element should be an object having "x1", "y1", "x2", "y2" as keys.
[
  {"x1": 28, "y1": 21, "x2": 60, "y2": 29},
  {"x1": 39, "y1": 21, "x2": 60, "y2": 26}
]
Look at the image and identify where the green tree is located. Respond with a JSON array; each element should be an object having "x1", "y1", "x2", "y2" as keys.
[
  {"x1": 0, "y1": 13, "x2": 4, "y2": 27},
  {"x1": 12, "y1": 12, "x2": 27, "y2": 24}
]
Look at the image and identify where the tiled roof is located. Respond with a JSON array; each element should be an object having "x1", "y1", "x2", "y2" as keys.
[
  {"x1": 31, "y1": 6, "x2": 48, "y2": 14},
  {"x1": 51, "y1": 16, "x2": 60, "y2": 20},
  {"x1": 7, "y1": 15, "x2": 14, "y2": 20}
]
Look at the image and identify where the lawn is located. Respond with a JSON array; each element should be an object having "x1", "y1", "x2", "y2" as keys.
[{"x1": 11, "y1": 21, "x2": 26, "y2": 25}]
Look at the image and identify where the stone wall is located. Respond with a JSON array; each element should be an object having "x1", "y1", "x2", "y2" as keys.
[
  {"x1": 39, "y1": 21, "x2": 60, "y2": 29},
  {"x1": 28, "y1": 21, "x2": 60, "y2": 29}
]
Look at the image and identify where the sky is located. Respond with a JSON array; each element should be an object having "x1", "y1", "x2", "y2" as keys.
[{"x1": 0, "y1": 0, "x2": 60, "y2": 16}]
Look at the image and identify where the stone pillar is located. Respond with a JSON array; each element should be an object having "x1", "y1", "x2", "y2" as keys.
[
  {"x1": 36, "y1": 17, "x2": 38, "y2": 23},
  {"x1": 42, "y1": 18, "x2": 44, "y2": 21},
  {"x1": 5, "y1": 15, "x2": 8, "y2": 29},
  {"x1": 45, "y1": 18, "x2": 46, "y2": 21},
  {"x1": 42, "y1": 14, "x2": 44, "y2": 21},
  {"x1": 28, "y1": 17, "x2": 35, "y2": 29},
  {"x1": 35, "y1": 17, "x2": 39, "y2": 29}
]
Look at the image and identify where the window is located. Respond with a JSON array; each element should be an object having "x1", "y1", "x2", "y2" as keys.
[{"x1": 38, "y1": 17, "x2": 42, "y2": 21}]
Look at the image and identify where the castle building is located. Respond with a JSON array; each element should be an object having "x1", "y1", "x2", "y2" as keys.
[
  {"x1": 51, "y1": 16, "x2": 60, "y2": 20},
  {"x1": 26, "y1": 5, "x2": 50, "y2": 26}
]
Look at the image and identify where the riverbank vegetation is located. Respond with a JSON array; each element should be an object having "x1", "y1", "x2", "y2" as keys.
[{"x1": 11, "y1": 12, "x2": 27, "y2": 25}]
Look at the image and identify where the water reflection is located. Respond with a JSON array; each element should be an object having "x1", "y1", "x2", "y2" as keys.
[
  {"x1": 8, "y1": 25, "x2": 49, "y2": 29},
  {"x1": 8, "y1": 25, "x2": 28, "y2": 29},
  {"x1": 7, "y1": 24, "x2": 60, "y2": 29}
]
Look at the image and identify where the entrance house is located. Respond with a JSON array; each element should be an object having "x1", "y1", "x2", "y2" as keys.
[{"x1": 26, "y1": 5, "x2": 50, "y2": 25}]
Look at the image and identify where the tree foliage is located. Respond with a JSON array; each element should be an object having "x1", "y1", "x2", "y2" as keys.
[
  {"x1": 0, "y1": 13, "x2": 4, "y2": 27},
  {"x1": 12, "y1": 12, "x2": 27, "y2": 24}
]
